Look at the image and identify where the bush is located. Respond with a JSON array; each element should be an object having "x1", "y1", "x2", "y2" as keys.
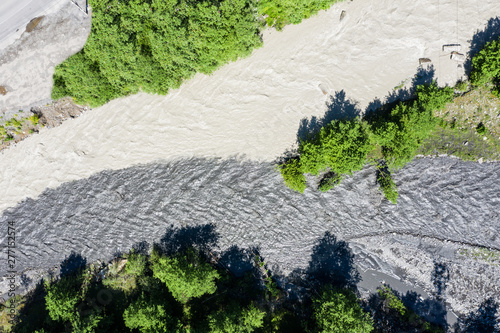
[
  {"x1": 370, "y1": 83, "x2": 453, "y2": 169},
  {"x1": 318, "y1": 173, "x2": 342, "y2": 192},
  {"x1": 125, "y1": 250, "x2": 147, "y2": 277},
  {"x1": 52, "y1": 0, "x2": 262, "y2": 106},
  {"x1": 208, "y1": 303, "x2": 265, "y2": 333},
  {"x1": 377, "y1": 286, "x2": 406, "y2": 316},
  {"x1": 470, "y1": 37, "x2": 500, "y2": 96},
  {"x1": 300, "y1": 119, "x2": 372, "y2": 176},
  {"x1": 279, "y1": 158, "x2": 306, "y2": 193},
  {"x1": 313, "y1": 288, "x2": 374, "y2": 333},
  {"x1": 151, "y1": 248, "x2": 220, "y2": 303},
  {"x1": 476, "y1": 122, "x2": 487, "y2": 135},
  {"x1": 376, "y1": 167, "x2": 398, "y2": 204},
  {"x1": 257, "y1": 0, "x2": 341, "y2": 30}
]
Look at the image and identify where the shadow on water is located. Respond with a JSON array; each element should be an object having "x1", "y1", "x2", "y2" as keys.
[
  {"x1": 364, "y1": 64, "x2": 436, "y2": 119},
  {"x1": 465, "y1": 17, "x2": 500, "y2": 76},
  {"x1": 295, "y1": 64, "x2": 436, "y2": 146},
  {"x1": 432, "y1": 260, "x2": 449, "y2": 301},
  {"x1": 154, "y1": 223, "x2": 219, "y2": 256},
  {"x1": 8, "y1": 225, "x2": 471, "y2": 332},
  {"x1": 297, "y1": 90, "x2": 362, "y2": 142},
  {"x1": 454, "y1": 297, "x2": 500, "y2": 333},
  {"x1": 59, "y1": 251, "x2": 87, "y2": 278}
]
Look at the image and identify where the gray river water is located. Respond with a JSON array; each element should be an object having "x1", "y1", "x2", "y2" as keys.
[{"x1": 1, "y1": 156, "x2": 498, "y2": 277}]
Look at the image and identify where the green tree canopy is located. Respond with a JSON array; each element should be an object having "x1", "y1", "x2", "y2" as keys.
[
  {"x1": 470, "y1": 37, "x2": 500, "y2": 95},
  {"x1": 52, "y1": 0, "x2": 262, "y2": 106},
  {"x1": 123, "y1": 293, "x2": 182, "y2": 333},
  {"x1": 299, "y1": 119, "x2": 372, "y2": 176},
  {"x1": 208, "y1": 303, "x2": 265, "y2": 333},
  {"x1": 313, "y1": 288, "x2": 374, "y2": 333},
  {"x1": 151, "y1": 247, "x2": 220, "y2": 303}
]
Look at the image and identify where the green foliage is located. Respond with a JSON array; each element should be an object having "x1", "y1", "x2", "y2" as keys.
[
  {"x1": 70, "y1": 313, "x2": 103, "y2": 333},
  {"x1": 44, "y1": 276, "x2": 82, "y2": 322},
  {"x1": 300, "y1": 119, "x2": 372, "y2": 176},
  {"x1": 318, "y1": 173, "x2": 342, "y2": 192},
  {"x1": 370, "y1": 83, "x2": 453, "y2": 169},
  {"x1": 313, "y1": 288, "x2": 374, "y2": 333},
  {"x1": 415, "y1": 83, "x2": 454, "y2": 112},
  {"x1": 52, "y1": 0, "x2": 262, "y2": 107},
  {"x1": 455, "y1": 80, "x2": 468, "y2": 93},
  {"x1": 151, "y1": 248, "x2": 220, "y2": 303},
  {"x1": 377, "y1": 286, "x2": 406, "y2": 316},
  {"x1": 470, "y1": 37, "x2": 500, "y2": 96},
  {"x1": 376, "y1": 167, "x2": 398, "y2": 204},
  {"x1": 476, "y1": 122, "x2": 487, "y2": 135},
  {"x1": 125, "y1": 250, "x2": 147, "y2": 277},
  {"x1": 257, "y1": 0, "x2": 341, "y2": 30},
  {"x1": 29, "y1": 114, "x2": 39, "y2": 127},
  {"x1": 279, "y1": 158, "x2": 306, "y2": 193},
  {"x1": 123, "y1": 293, "x2": 181, "y2": 333},
  {"x1": 208, "y1": 303, "x2": 265, "y2": 333}
]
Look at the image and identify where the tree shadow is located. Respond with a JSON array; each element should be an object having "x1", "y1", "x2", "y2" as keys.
[
  {"x1": 465, "y1": 17, "x2": 500, "y2": 76},
  {"x1": 131, "y1": 240, "x2": 150, "y2": 256},
  {"x1": 367, "y1": 285, "x2": 447, "y2": 332},
  {"x1": 154, "y1": 223, "x2": 219, "y2": 257},
  {"x1": 59, "y1": 251, "x2": 87, "y2": 278},
  {"x1": 454, "y1": 297, "x2": 499, "y2": 333},
  {"x1": 297, "y1": 90, "x2": 362, "y2": 142},
  {"x1": 305, "y1": 231, "x2": 360, "y2": 291},
  {"x1": 432, "y1": 260, "x2": 449, "y2": 301},
  {"x1": 218, "y1": 245, "x2": 257, "y2": 278},
  {"x1": 365, "y1": 65, "x2": 436, "y2": 119},
  {"x1": 402, "y1": 291, "x2": 448, "y2": 329}
]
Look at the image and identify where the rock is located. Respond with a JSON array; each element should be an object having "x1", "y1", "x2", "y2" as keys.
[
  {"x1": 31, "y1": 97, "x2": 86, "y2": 128},
  {"x1": 483, "y1": 136, "x2": 487, "y2": 140},
  {"x1": 340, "y1": 10, "x2": 347, "y2": 21},
  {"x1": 419, "y1": 58, "x2": 432, "y2": 64},
  {"x1": 0, "y1": 86, "x2": 6, "y2": 95},
  {"x1": 463, "y1": 141, "x2": 468, "y2": 146},
  {"x1": 25, "y1": 16, "x2": 45, "y2": 33},
  {"x1": 478, "y1": 158, "x2": 483, "y2": 164}
]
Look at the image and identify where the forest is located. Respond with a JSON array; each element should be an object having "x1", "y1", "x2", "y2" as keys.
[{"x1": 52, "y1": 0, "x2": 340, "y2": 106}]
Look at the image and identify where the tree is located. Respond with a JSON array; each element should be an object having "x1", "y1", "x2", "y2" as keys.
[
  {"x1": 470, "y1": 37, "x2": 500, "y2": 96},
  {"x1": 370, "y1": 83, "x2": 453, "y2": 169},
  {"x1": 44, "y1": 276, "x2": 82, "y2": 322},
  {"x1": 313, "y1": 288, "x2": 374, "y2": 333},
  {"x1": 123, "y1": 293, "x2": 182, "y2": 333},
  {"x1": 208, "y1": 303, "x2": 265, "y2": 333},
  {"x1": 53, "y1": 0, "x2": 262, "y2": 106},
  {"x1": 279, "y1": 158, "x2": 306, "y2": 193},
  {"x1": 151, "y1": 248, "x2": 220, "y2": 303},
  {"x1": 299, "y1": 119, "x2": 372, "y2": 177}
]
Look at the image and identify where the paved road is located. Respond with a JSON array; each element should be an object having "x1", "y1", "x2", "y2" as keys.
[{"x1": 0, "y1": 0, "x2": 68, "y2": 50}]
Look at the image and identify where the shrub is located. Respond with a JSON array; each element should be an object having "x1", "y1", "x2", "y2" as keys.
[
  {"x1": 313, "y1": 287, "x2": 374, "y2": 333},
  {"x1": 125, "y1": 250, "x2": 147, "y2": 277},
  {"x1": 151, "y1": 248, "x2": 220, "y2": 303},
  {"x1": 208, "y1": 303, "x2": 265, "y2": 333},
  {"x1": 377, "y1": 286, "x2": 406, "y2": 316},
  {"x1": 476, "y1": 122, "x2": 487, "y2": 135},
  {"x1": 376, "y1": 167, "x2": 398, "y2": 204},
  {"x1": 257, "y1": 0, "x2": 341, "y2": 30},
  {"x1": 279, "y1": 158, "x2": 306, "y2": 193},
  {"x1": 470, "y1": 37, "x2": 500, "y2": 95},
  {"x1": 370, "y1": 83, "x2": 452, "y2": 169},
  {"x1": 52, "y1": 0, "x2": 262, "y2": 106},
  {"x1": 300, "y1": 119, "x2": 372, "y2": 176},
  {"x1": 318, "y1": 173, "x2": 342, "y2": 192}
]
